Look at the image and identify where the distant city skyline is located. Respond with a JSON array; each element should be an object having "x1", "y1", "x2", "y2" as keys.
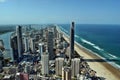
[{"x1": 0, "y1": 0, "x2": 120, "y2": 24}]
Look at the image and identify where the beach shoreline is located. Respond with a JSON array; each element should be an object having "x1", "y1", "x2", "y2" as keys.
[{"x1": 58, "y1": 28, "x2": 120, "y2": 80}]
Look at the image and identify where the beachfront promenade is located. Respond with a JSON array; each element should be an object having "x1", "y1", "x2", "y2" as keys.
[{"x1": 62, "y1": 30, "x2": 120, "y2": 80}]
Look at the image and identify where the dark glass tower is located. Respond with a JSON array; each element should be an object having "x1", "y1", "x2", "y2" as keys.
[
  {"x1": 69, "y1": 22, "x2": 75, "y2": 61},
  {"x1": 16, "y1": 26, "x2": 23, "y2": 58},
  {"x1": 0, "y1": 50, "x2": 3, "y2": 72},
  {"x1": 47, "y1": 31, "x2": 55, "y2": 60},
  {"x1": 10, "y1": 35, "x2": 19, "y2": 61}
]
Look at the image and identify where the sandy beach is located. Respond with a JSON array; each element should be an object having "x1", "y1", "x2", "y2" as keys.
[{"x1": 63, "y1": 34, "x2": 120, "y2": 80}]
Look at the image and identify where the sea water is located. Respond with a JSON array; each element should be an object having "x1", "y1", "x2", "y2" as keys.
[{"x1": 59, "y1": 24, "x2": 120, "y2": 69}]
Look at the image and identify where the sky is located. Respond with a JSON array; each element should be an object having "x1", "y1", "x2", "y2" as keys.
[{"x1": 0, "y1": 0, "x2": 120, "y2": 24}]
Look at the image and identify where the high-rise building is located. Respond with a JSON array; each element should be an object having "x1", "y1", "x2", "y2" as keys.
[
  {"x1": 10, "y1": 34, "x2": 19, "y2": 61},
  {"x1": 71, "y1": 58, "x2": 80, "y2": 77},
  {"x1": 47, "y1": 31, "x2": 55, "y2": 60},
  {"x1": 69, "y1": 22, "x2": 75, "y2": 61},
  {"x1": 39, "y1": 43, "x2": 44, "y2": 60},
  {"x1": 0, "y1": 40, "x2": 4, "y2": 52},
  {"x1": 0, "y1": 50, "x2": 3, "y2": 72},
  {"x1": 41, "y1": 51, "x2": 49, "y2": 75},
  {"x1": 16, "y1": 26, "x2": 23, "y2": 58},
  {"x1": 39, "y1": 43, "x2": 44, "y2": 55},
  {"x1": 55, "y1": 57, "x2": 64, "y2": 76},
  {"x1": 57, "y1": 32, "x2": 63, "y2": 42},
  {"x1": 30, "y1": 38, "x2": 35, "y2": 53},
  {"x1": 24, "y1": 36, "x2": 29, "y2": 52},
  {"x1": 0, "y1": 40, "x2": 4, "y2": 48},
  {"x1": 53, "y1": 26, "x2": 57, "y2": 38},
  {"x1": 62, "y1": 66, "x2": 71, "y2": 80},
  {"x1": 63, "y1": 41, "x2": 68, "y2": 49}
]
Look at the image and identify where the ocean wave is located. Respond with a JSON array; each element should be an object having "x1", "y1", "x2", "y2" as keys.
[
  {"x1": 93, "y1": 45, "x2": 104, "y2": 51},
  {"x1": 108, "y1": 62, "x2": 120, "y2": 69},
  {"x1": 75, "y1": 34, "x2": 79, "y2": 38},
  {"x1": 108, "y1": 53, "x2": 118, "y2": 59},
  {"x1": 81, "y1": 38, "x2": 95, "y2": 46},
  {"x1": 59, "y1": 26, "x2": 68, "y2": 34},
  {"x1": 80, "y1": 38, "x2": 104, "y2": 51}
]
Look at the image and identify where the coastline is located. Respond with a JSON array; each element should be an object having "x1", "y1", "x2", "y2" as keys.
[{"x1": 57, "y1": 27, "x2": 120, "y2": 80}]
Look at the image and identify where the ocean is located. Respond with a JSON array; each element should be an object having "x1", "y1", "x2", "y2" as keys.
[{"x1": 59, "y1": 24, "x2": 120, "y2": 69}]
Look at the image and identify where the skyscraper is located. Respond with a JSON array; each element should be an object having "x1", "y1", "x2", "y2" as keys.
[
  {"x1": 55, "y1": 57, "x2": 64, "y2": 76},
  {"x1": 10, "y1": 33, "x2": 19, "y2": 61},
  {"x1": 62, "y1": 66, "x2": 71, "y2": 80},
  {"x1": 30, "y1": 38, "x2": 35, "y2": 53},
  {"x1": 0, "y1": 40, "x2": 4, "y2": 53},
  {"x1": 24, "y1": 36, "x2": 29, "y2": 52},
  {"x1": 16, "y1": 26, "x2": 23, "y2": 58},
  {"x1": 47, "y1": 31, "x2": 55, "y2": 60},
  {"x1": 0, "y1": 40, "x2": 4, "y2": 48},
  {"x1": 41, "y1": 51, "x2": 49, "y2": 75},
  {"x1": 0, "y1": 50, "x2": 3, "y2": 72},
  {"x1": 71, "y1": 58, "x2": 80, "y2": 77},
  {"x1": 69, "y1": 22, "x2": 75, "y2": 61},
  {"x1": 39, "y1": 43, "x2": 44, "y2": 60}
]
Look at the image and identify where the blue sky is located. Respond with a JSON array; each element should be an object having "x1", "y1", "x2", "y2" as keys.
[{"x1": 0, "y1": 0, "x2": 120, "y2": 24}]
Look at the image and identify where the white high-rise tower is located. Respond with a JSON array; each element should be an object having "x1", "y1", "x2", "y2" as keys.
[{"x1": 41, "y1": 51, "x2": 49, "y2": 75}]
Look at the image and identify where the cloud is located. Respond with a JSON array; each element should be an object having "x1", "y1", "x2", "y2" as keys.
[{"x1": 0, "y1": 0, "x2": 6, "y2": 3}]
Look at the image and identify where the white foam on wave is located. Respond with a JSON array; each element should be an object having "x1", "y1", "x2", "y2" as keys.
[
  {"x1": 80, "y1": 38, "x2": 104, "y2": 51},
  {"x1": 93, "y1": 45, "x2": 104, "y2": 51},
  {"x1": 93, "y1": 46, "x2": 100, "y2": 50},
  {"x1": 108, "y1": 53, "x2": 118, "y2": 59},
  {"x1": 75, "y1": 34, "x2": 79, "y2": 38},
  {"x1": 81, "y1": 38, "x2": 95, "y2": 46}
]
